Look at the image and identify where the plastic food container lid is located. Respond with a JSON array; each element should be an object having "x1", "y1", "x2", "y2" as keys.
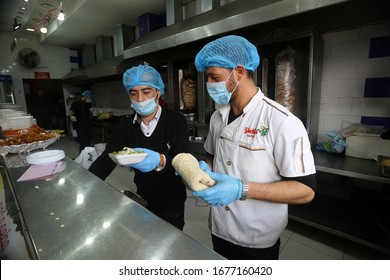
[{"x1": 26, "y1": 150, "x2": 65, "y2": 165}]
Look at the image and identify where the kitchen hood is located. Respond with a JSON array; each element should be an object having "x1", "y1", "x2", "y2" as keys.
[
  {"x1": 63, "y1": 25, "x2": 136, "y2": 84},
  {"x1": 124, "y1": 0, "x2": 350, "y2": 59},
  {"x1": 63, "y1": 54, "x2": 138, "y2": 84}
]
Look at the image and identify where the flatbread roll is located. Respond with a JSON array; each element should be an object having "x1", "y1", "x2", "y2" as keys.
[{"x1": 172, "y1": 153, "x2": 216, "y2": 191}]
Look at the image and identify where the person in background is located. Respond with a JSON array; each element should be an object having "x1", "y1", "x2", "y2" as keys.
[
  {"x1": 69, "y1": 90, "x2": 94, "y2": 152},
  {"x1": 191, "y1": 35, "x2": 317, "y2": 259},
  {"x1": 29, "y1": 89, "x2": 54, "y2": 129},
  {"x1": 88, "y1": 65, "x2": 189, "y2": 230}
]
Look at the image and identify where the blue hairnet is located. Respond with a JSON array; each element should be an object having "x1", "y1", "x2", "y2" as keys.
[
  {"x1": 123, "y1": 65, "x2": 164, "y2": 95},
  {"x1": 81, "y1": 90, "x2": 94, "y2": 99},
  {"x1": 195, "y1": 35, "x2": 260, "y2": 72}
]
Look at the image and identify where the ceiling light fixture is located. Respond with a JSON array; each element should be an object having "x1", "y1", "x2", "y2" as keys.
[
  {"x1": 58, "y1": 10, "x2": 65, "y2": 21},
  {"x1": 13, "y1": 18, "x2": 22, "y2": 31},
  {"x1": 34, "y1": 2, "x2": 62, "y2": 33}
]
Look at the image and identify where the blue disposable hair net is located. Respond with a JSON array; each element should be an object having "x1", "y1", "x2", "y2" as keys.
[
  {"x1": 195, "y1": 35, "x2": 260, "y2": 72},
  {"x1": 81, "y1": 90, "x2": 94, "y2": 99},
  {"x1": 123, "y1": 65, "x2": 165, "y2": 95}
]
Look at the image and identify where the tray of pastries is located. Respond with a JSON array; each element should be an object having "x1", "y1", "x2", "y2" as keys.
[{"x1": 0, "y1": 125, "x2": 60, "y2": 155}]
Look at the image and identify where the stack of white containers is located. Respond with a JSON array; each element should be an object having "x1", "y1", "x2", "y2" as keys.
[{"x1": 0, "y1": 109, "x2": 36, "y2": 131}]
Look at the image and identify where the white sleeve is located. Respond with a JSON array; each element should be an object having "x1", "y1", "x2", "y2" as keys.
[
  {"x1": 204, "y1": 112, "x2": 219, "y2": 156},
  {"x1": 204, "y1": 126, "x2": 215, "y2": 156},
  {"x1": 274, "y1": 116, "x2": 316, "y2": 177}
]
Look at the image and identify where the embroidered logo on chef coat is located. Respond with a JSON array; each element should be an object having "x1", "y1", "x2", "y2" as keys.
[
  {"x1": 244, "y1": 127, "x2": 257, "y2": 138},
  {"x1": 244, "y1": 125, "x2": 269, "y2": 138},
  {"x1": 258, "y1": 126, "x2": 269, "y2": 137}
]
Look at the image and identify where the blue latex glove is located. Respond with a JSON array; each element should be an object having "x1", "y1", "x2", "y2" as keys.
[
  {"x1": 129, "y1": 148, "x2": 160, "y2": 172},
  {"x1": 193, "y1": 168, "x2": 243, "y2": 206},
  {"x1": 198, "y1": 160, "x2": 211, "y2": 172}
]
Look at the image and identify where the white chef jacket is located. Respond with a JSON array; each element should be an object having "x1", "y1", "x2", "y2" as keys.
[{"x1": 204, "y1": 88, "x2": 316, "y2": 248}]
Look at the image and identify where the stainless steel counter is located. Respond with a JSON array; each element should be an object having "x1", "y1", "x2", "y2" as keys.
[
  {"x1": 2, "y1": 155, "x2": 223, "y2": 260},
  {"x1": 313, "y1": 150, "x2": 390, "y2": 184}
]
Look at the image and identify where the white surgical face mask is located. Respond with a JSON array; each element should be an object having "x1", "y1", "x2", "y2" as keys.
[
  {"x1": 130, "y1": 93, "x2": 158, "y2": 116},
  {"x1": 206, "y1": 69, "x2": 239, "y2": 105}
]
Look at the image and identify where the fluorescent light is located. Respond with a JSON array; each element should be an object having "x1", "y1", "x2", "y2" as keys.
[
  {"x1": 58, "y1": 10, "x2": 65, "y2": 21},
  {"x1": 26, "y1": 28, "x2": 35, "y2": 32},
  {"x1": 13, "y1": 18, "x2": 21, "y2": 31}
]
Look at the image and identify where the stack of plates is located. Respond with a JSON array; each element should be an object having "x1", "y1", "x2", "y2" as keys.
[{"x1": 26, "y1": 150, "x2": 65, "y2": 165}]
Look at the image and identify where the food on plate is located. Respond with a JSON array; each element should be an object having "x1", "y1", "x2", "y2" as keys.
[
  {"x1": 0, "y1": 125, "x2": 57, "y2": 146},
  {"x1": 109, "y1": 147, "x2": 145, "y2": 156},
  {"x1": 2, "y1": 128, "x2": 28, "y2": 138},
  {"x1": 50, "y1": 129, "x2": 65, "y2": 136},
  {"x1": 109, "y1": 147, "x2": 147, "y2": 165},
  {"x1": 172, "y1": 153, "x2": 216, "y2": 191}
]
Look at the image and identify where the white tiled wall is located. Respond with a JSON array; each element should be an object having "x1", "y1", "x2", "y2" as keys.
[
  {"x1": 317, "y1": 22, "x2": 390, "y2": 143},
  {"x1": 0, "y1": 31, "x2": 75, "y2": 112}
]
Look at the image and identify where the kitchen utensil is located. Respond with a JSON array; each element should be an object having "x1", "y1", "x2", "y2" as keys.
[{"x1": 122, "y1": 190, "x2": 148, "y2": 207}]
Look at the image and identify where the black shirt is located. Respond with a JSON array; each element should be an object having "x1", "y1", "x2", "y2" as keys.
[
  {"x1": 89, "y1": 108, "x2": 190, "y2": 208},
  {"x1": 70, "y1": 100, "x2": 91, "y2": 130}
]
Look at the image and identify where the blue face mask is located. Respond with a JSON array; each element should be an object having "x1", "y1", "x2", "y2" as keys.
[
  {"x1": 131, "y1": 93, "x2": 158, "y2": 116},
  {"x1": 206, "y1": 69, "x2": 239, "y2": 105}
]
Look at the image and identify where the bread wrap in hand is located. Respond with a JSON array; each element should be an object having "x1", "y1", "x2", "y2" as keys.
[{"x1": 172, "y1": 153, "x2": 216, "y2": 191}]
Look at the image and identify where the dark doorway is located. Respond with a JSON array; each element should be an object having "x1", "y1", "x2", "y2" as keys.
[{"x1": 23, "y1": 79, "x2": 67, "y2": 131}]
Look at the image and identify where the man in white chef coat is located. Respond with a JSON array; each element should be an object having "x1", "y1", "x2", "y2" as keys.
[{"x1": 193, "y1": 35, "x2": 317, "y2": 259}]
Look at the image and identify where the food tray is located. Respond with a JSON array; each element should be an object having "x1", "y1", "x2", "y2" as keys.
[
  {"x1": 109, "y1": 152, "x2": 147, "y2": 165},
  {"x1": 0, "y1": 133, "x2": 60, "y2": 156}
]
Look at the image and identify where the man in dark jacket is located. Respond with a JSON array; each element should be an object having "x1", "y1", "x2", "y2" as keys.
[
  {"x1": 89, "y1": 65, "x2": 189, "y2": 230},
  {"x1": 69, "y1": 90, "x2": 94, "y2": 152}
]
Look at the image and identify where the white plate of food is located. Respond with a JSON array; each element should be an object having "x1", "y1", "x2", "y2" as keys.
[
  {"x1": 26, "y1": 150, "x2": 65, "y2": 165},
  {"x1": 109, "y1": 147, "x2": 147, "y2": 165}
]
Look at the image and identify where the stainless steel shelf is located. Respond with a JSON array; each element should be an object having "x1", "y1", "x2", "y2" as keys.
[
  {"x1": 313, "y1": 150, "x2": 390, "y2": 184},
  {"x1": 290, "y1": 149, "x2": 390, "y2": 255}
]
